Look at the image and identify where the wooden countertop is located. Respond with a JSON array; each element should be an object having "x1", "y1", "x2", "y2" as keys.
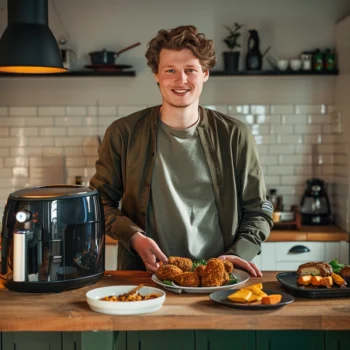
[
  {"x1": 268, "y1": 225, "x2": 349, "y2": 242},
  {"x1": 106, "y1": 226, "x2": 349, "y2": 245},
  {"x1": 1, "y1": 271, "x2": 350, "y2": 332}
]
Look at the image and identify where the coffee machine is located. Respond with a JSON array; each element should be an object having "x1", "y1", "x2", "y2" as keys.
[
  {"x1": 1, "y1": 185, "x2": 105, "y2": 292},
  {"x1": 300, "y1": 178, "x2": 332, "y2": 225}
]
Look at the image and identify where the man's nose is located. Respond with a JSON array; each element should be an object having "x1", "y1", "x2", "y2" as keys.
[{"x1": 175, "y1": 71, "x2": 187, "y2": 83}]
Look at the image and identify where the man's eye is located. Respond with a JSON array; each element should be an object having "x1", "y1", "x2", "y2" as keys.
[
  {"x1": 166, "y1": 69, "x2": 175, "y2": 73},
  {"x1": 186, "y1": 69, "x2": 196, "y2": 73}
]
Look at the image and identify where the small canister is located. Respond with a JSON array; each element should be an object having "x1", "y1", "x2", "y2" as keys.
[
  {"x1": 301, "y1": 52, "x2": 312, "y2": 71},
  {"x1": 324, "y1": 49, "x2": 335, "y2": 71},
  {"x1": 313, "y1": 49, "x2": 323, "y2": 71}
]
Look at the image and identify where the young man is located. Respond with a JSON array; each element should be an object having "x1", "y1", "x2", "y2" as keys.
[{"x1": 89, "y1": 25, "x2": 273, "y2": 276}]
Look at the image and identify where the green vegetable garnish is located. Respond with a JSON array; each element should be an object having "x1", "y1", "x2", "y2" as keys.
[
  {"x1": 162, "y1": 280, "x2": 173, "y2": 286},
  {"x1": 329, "y1": 258, "x2": 345, "y2": 274},
  {"x1": 226, "y1": 274, "x2": 239, "y2": 285},
  {"x1": 191, "y1": 259, "x2": 207, "y2": 271}
]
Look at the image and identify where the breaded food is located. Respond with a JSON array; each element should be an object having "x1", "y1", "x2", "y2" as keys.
[
  {"x1": 297, "y1": 262, "x2": 332, "y2": 277},
  {"x1": 195, "y1": 265, "x2": 206, "y2": 277},
  {"x1": 223, "y1": 260, "x2": 234, "y2": 273},
  {"x1": 339, "y1": 266, "x2": 350, "y2": 283},
  {"x1": 156, "y1": 264, "x2": 183, "y2": 281},
  {"x1": 174, "y1": 272, "x2": 200, "y2": 287},
  {"x1": 168, "y1": 256, "x2": 193, "y2": 272},
  {"x1": 222, "y1": 271, "x2": 230, "y2": 286},
  {"x1": 201, "y1": 259, "x2": 226, "y2": 287}
]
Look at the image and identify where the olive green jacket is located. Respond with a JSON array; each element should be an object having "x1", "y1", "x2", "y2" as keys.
[{"x1": 90, "y1": 106, "x2": 273, "y2": 270}]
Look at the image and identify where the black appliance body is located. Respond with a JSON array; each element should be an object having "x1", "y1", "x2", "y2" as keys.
[
  {"x1": 1, "y1": 185, "x2": 105, "y2": 293},
  {"x1": 300, "y1": 178, "x2": 332, "y2": 225},
  {"x1": 245, "y1": 29, "x2": 262, "y2": 71}
]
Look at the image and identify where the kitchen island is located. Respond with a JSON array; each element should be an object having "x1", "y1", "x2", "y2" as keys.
[{"x1": 1, "y1": 271, "x2": 350, "y2": 350}]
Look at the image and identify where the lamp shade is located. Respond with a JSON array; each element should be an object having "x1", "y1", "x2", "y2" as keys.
[{"x1": 0, "y1": 0, "x2": 67, "y2": 74}]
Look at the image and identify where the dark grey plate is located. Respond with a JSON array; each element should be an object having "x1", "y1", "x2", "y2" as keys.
[
  {"x1": 209, "y1": 289, "x2": 294, "y2": 310},
  {"x1": 276, "y1": 272, "x2": 350, "y2": 298}
]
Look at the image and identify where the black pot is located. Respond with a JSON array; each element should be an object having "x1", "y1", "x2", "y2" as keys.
[
  {"x1": 223, "y1": 51, "x2": 240, "y2": 72},
  {"x1": 89, "y1": 42, "x2": 141, "y2": 65}
]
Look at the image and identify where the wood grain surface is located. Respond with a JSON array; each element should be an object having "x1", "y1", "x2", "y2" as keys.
[{"x1": 1, "y1": 271, "x2": 350, "y2": 332}]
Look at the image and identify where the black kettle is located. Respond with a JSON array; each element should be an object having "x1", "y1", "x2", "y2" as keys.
[{"x1": 245, "y1": 29, "x2": 262, "y2": 71}]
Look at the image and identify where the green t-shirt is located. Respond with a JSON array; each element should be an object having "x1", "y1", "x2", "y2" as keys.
[{"x1": 146, "y1": 118, "x2": 224, "y2": 260}]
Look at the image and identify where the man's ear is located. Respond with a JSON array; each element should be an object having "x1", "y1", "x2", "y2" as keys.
[
  {"x1": 154, "y1": 73, "x2": 159, "y2": 83},
  {"x1": 203, "y1": 69, "x2": 209, "y2": 82}
]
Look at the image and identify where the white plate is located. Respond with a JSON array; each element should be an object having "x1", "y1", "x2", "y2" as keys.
[
  {"x1": 152, "y1": 269, "x2": 250, "y2": 294},
  {"x1": 86, "y1": 285, "x2": 166, "y2": 315}
]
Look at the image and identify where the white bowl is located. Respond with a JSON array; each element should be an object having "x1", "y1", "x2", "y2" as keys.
[
  {"x1": 277, "y1": 60, "x2": 289, "y2": 71},
  {"x1": 290, "y1": 59, "x2": 302, "y2": 71},
  {"x1": 86, "y1": 285, "x2": 166, "y2": 315}
]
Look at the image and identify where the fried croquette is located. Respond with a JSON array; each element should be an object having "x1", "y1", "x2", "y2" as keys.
[
  {"x1": 168, "y1": 256, "x2": 193, "y2": 272},
  {"x1": 174, "y1": 272, "x2": 200, "y2": 287},
  {"x1": 156, "y1": 264, "x2": 183, "y2": 281},
  {"x1": 222, "y1": 271, "x2": 230, "y2": 286},
  {"x1": 195, "y1": 264, "x2": 206, "y2": 277},
  {"x1": 223, "y1": 260, "x2": 234, "y2": 273},
  {"x1": 201, "y1": 259, "x2": 226, "y2": 287}
]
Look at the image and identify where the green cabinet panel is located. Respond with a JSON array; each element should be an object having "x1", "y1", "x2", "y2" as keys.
[
  {"x1": 127, "y1": 331, "x2": 194, "y2": 350},
  {"x1": 195, "y1": 330, "x2": 256, "y2": 350},
  {"x1": 256, "y1": 331, "x2": 324, "y2": 350},
  {"x1": 2, "y1": 332, "x2": 61, "y2": 350},
  {"x1": 80, "y1": 331, "x2": 126, "y2": 350},
  {"x1": 326, "y1": 331, "x2": 350, "y2": 350}
]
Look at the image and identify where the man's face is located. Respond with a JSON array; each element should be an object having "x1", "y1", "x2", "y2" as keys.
[{"x1": 154, "y1": 48, "x2": 209, "y2": 109}]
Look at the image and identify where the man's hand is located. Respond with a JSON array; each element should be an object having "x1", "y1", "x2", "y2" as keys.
[
  {"x1": 218, "y1": 255, "x2": 262, "y2": 277},
  {"x1": 130, "y1": 232, "x2": 168, "y2": 273}
]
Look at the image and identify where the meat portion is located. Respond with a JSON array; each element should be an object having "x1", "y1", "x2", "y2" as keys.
[
  {"x1": 339, "y1": 266, "x2": 350, "y2": 279},
  {"x1": 168, "y1": 256, "x2": 193, "y2": 272},
  {"x1": 156, "y1": 264, "x2": 183, "y2": 281},
  {"x1": 194, "y1": 265, "x2": 206, "y2": 277},
  {"x1": 201, "y1": 259, "x2": 226, "y2": 287},
  {"x1": 174, "y1": 272, "x2": 200, "y2": 287},
  {"x1": 297, "y1": 262, "x2": 333, "y2": 277}
]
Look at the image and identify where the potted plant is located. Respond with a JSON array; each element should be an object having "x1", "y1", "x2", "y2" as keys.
[{"x1": 223, "y1": 23, "x2": 243, "y2": 72}]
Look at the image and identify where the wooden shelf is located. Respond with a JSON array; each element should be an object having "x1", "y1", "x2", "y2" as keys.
[
  {"x1": 210, "y1": 69, "x2": 339, "y2": 76},
  {"x1": 0, "y1": 70, "x2": 136, "y2": 77}
]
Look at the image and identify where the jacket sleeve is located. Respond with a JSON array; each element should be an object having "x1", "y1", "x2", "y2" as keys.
[
  {"x1": 224, "y1": 124, "x2": 274, "y2": 261},
  {"x1": 89, "y1": 124, "x2": 144, "y2": 250}
]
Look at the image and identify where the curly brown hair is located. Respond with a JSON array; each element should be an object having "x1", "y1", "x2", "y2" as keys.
[{"x1": 145, "y1": 25, "x2": 217, "y2": 73}]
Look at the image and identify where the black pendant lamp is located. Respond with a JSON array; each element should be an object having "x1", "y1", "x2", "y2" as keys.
[{"x1": 0, "y1": 0, "x2": 67, "y2": 74}]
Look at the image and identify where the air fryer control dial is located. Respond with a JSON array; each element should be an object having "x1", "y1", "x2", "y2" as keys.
[{"x1": 16, "y1": 210, "x2": 32, "y2": 223}]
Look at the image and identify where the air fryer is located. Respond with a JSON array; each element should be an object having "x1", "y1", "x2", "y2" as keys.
[
  {"x1": 0, "y1": 185, "x2": 105, "y2": 293},
  {"x1": 300, "y1": 178, "x2": 332, "y2": 225}
]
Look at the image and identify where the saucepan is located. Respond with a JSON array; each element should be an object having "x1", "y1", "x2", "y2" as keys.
[{"x1": 89, "y1": 42, "x2": 141, "y2": 65}]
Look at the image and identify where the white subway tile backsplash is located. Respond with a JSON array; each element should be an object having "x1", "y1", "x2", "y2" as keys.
[
  {"x1": 9, "y1": 106, "x2": 37, "y2": 116},
  {"x1": 294, "y1": 125, "x2": 322, "y2": 134},
  {"x1": 98, "y1": 106, "x2": 117, "y2": 116},
  {"x1": 270, "y1": 105, "x2": 294, "y2": 115},
  {"x1": 295, "y1": 104, "x2": 326, "y2": 114},
  {"x1": 282, "y1": 115, "x2": 308, "y2": 124},
  {"x1": 256, "y1": 115, "x2": 281, "y2": 124},
  {"x1": 270, "y1": 125, "x2": 294, "y2": 134},
  {"x1": 27, "y1": 138, "x2": 55, "y2": 147},
  {"x1": 5, "y1": 157, "x2": 28, "y2": 167},
  {"x1": 10, "y1": 127, "x2": 39, "y2": 137},
  {"x1": 250, "y1": 105, "x2": 270, "y2": 114},
  {"x1": 279, "y1": 154, "x2": 312, "y2": 165},
  {"x1": 40, "y1": 127, "x2": 66, "y2": 136},
  {"x1": 202, "y1": 105, "x2": 228, "y2": 114},
  {"x1": 267, "y1": 165, "x2": 294, "y2": 175},
  {"x1": 0, "y1": 128, "x2": 9, "y2": 136},
  {"x1": 10, "y1": 147, "x2": 42, "y2": 156},
  {"x1": 267, "y1": 144, "x2": 294, "y2": 154},
  {"x1": 66, "y1": 106, "x2": 87, "y2": 116},
  {"x1": 276, "y1": 135, "x2": 303, "y2": 144},
  {"x1": 0, "y1": 102, "x2": 346, "y2": 229},
  {"x1": 38, "y1": 106, "x2": 66, "y2": 116},
  {"x1": 55, "y1": 116, "x2": 82, "y2": 126},
  {"x1": 0, "y1": 117, "x2": 26, "y2": 126},
  {"x1": 228, "y1": 105, "x2": 250, "y2": 115},
  {"x1": 251, "y1": 125, "x2": 269, "y2": 135}
]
